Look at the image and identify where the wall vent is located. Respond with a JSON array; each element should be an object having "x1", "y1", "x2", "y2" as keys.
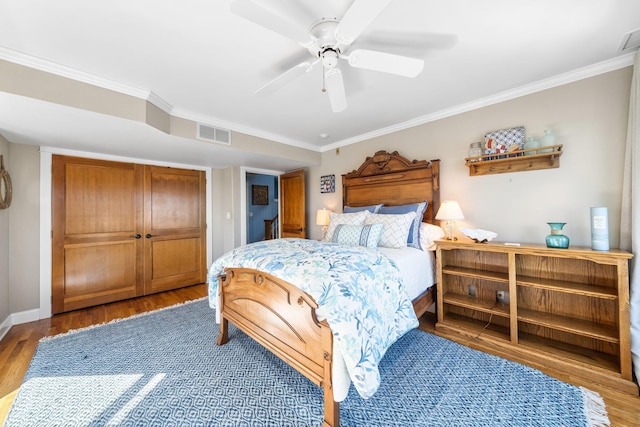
[
  {"x1": 197, "y1": 123, "x2": 231, "y2": 145},
  {"x1": 619, "y1": 28, "x2": 640, "y2": 52}
]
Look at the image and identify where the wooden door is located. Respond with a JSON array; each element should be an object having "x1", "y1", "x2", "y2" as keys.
[
  {"x1": 280, "y1": 169, "x2": 306, "y2": 238},
  {"x1": 143, "y1": 166, "x2": 207, "y2": 294},
  {"x1": 52, "y1": 156, "x2": 144, "y2": 314},
  {"x1": 52, "y1": 157, "x2": 207, "y2": 314}
]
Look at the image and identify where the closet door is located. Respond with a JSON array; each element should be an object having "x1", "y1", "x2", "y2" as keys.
[
  {"x1": 52, "y1": 157, "x2": 207, "y2": 314},
  {"x1": 143, "y1": 166, "x2": 207, "y2": 294},
  {"x1": 52, "y1": 156, "x2": 144, "y2": 314}
]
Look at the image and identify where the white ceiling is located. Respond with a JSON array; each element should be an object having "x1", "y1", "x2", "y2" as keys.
[{"x1": 0, "y1": 0, "x2": 639, "y2": 169}]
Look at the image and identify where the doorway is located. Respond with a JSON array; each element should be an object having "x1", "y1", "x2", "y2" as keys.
[{"x1": 245, "y1": 172, "x2": 279, "y2": 244}]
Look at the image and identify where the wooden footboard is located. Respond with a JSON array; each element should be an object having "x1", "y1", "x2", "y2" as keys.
[
  {"x1": 217, "y1": 267, "x2": 435, "y2": 427},
  {"x1": 217, "y1": 268, "x2": 339, "y2": 427}
]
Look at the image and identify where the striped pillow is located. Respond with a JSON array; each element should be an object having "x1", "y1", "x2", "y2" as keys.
[{"x1": 331, "y1": 224, "x2": 384, "y2": 249}]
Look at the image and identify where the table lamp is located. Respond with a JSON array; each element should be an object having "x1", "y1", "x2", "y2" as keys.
[
  {"x1": 316, "y1": 208, "x2": 331, "y2": 240},
  {"x1": 435, "y1": 201, "x2": 464, "y2": 241}
]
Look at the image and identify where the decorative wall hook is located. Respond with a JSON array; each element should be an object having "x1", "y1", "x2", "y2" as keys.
[{"x1": 0, "y1": 155, "x2": 12, "y2": 209}]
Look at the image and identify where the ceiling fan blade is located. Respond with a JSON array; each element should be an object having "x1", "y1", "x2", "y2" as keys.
[
  {"x1": 355, "y1": 31, "x2": 459, "y2": 54},
  {"x1": 335, "y1": 0, "x2": 394, "y2": 45},
  {"x1": 347, "y1": 49, "x2": 424, "y2": 78},
  {"x1": 255, "y1": 60, "x2": 317, "y2": 95},
  {"x1": 325, "y1": 68, "x2": 347, "y2": 113},
  {"x1": 231, "y1": 0, "x2": 311, "y2": 46}
]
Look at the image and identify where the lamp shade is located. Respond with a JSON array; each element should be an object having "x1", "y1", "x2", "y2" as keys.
[
  {"x1": 316, "y1": 208, "x2": 331, "y2": 226},
  {"x1": 435, "y1": 201, "x2": 464, "y2": 221}
]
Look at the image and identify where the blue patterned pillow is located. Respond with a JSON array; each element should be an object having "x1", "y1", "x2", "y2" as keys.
[
  {"x1": 331, "y1": 224, "x2": 383, "y2": 249},
  {"x1": 343, "y1": 204, "x2": 383, "y2": 214},
  {"x1": 324, "y1": 210, "x2": 370, "y2": 242},
  {"x1": 378, "y1": 202, "x2": 427, "y2": 249}
]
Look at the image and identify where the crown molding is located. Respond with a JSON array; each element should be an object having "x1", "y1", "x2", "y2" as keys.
[
  {"x1": 0, "y1": 46, "x2": 321, "y2": 151},
  {"x1": 146, "y1": 91, "x2": 174, "y2": 115},
  {"x1": 0, "y1": 46, "x2": 173, "y2": 114},
  {"x1": 322, "y1": 52, "x2": 637, "y2": 152},
  {"x1": 2, "y1": 46, "x2": 633, "y2": 154}
]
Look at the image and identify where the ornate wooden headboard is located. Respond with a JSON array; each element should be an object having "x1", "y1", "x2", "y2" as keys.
[{"x1": 342, "y1": 150, "x2": 441, "y2": 224}]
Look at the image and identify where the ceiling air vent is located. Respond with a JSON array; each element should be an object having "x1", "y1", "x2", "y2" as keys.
[
  {"x1": 197, "y1": 123, "x2": 231, "y2": 145},
  {"x1": 619, "y1": 28, "x2": 640, "y2": 52}
]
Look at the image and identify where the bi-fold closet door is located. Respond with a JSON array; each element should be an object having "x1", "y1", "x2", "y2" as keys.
[{"x1": 52, "y1": 155, "x2": 206, "y2": 314}]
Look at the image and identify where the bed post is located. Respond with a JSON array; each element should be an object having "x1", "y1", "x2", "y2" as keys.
[
  {"x1": 321, "y1": 322, "x2": 339, "y2": 427},
  {"x1": 216, "y1": 273, "x2": 229, "y2": 346}
]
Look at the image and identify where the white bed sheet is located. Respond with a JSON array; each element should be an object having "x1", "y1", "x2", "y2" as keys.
[
  {"x1": 333, "y1": 246, "x2": 436, "y2": 401},
  {"x1": 378, "y1": 246, "x2": 436, "y2": 300}
]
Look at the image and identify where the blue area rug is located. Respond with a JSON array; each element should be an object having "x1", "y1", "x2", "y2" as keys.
[{"x1": 6, "y1": 298, "x2": 608, "y2": 426}]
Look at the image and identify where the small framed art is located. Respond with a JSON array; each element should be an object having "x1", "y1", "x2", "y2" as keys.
[
  {"x1": 320, "y1": 174, "x2": 335, "y2": 193},
  {"x1": 252, "y1": 185, "x2": 269, "y2": 205}
]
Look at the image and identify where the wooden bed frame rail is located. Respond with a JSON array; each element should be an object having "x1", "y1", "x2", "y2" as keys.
[{"x1": 217, "y1": 268, "x2": 339, "y2": 426}]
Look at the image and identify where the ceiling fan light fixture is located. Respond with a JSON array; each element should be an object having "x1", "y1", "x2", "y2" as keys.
[{"x1": 321, "y1": 49, "x2": 339, "y2": 69}]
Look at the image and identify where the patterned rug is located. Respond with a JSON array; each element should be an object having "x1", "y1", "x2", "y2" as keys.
[{"x1": 6, "y1": 298, "x2": 609, "y2": 426}]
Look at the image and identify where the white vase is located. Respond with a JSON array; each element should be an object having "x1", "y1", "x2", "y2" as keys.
[{"x1": 539, "y1": 129, "x2": 555, "y2": 153}]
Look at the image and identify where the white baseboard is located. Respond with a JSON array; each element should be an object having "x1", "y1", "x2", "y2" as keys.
[
  {"x1": 12, "y1": 308, "x2": 41, "y2": 325},
  {"x1": 0, "y1": 315, "x2": 10, "y2": 341},
  {"x1": 0, "y1": 308, "x2": 42, "y2": 341}
]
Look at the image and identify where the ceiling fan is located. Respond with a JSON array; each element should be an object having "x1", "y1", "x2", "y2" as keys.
[{"x1": 231, "y1": 0, "x2": 425, "y2": 112}]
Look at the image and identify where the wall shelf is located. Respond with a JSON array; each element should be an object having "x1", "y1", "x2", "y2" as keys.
[{"x1": 465, "y1": 144, "x2": 563, "y2": 176}]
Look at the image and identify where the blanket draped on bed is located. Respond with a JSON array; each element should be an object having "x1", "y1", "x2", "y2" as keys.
[{"x1": 208, "y1": 238, "x2": 419, "y2": 399}]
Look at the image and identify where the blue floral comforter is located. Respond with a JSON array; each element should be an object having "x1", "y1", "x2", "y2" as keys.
[{"x1": 208, "y1": 238, "x2": 418, "y2": 399}]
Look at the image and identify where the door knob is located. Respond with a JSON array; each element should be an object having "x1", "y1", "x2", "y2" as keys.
[
  {"x1": 130, "y1": 234, "x2": 142, "y2": 239},
  {"x1": 146, "y1": 234, "x2": 153, "y2": 238}
]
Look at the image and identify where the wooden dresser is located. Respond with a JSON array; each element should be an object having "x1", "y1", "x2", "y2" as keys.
[{"x1": 435, "y1": 240, "x2": 637, "y2": 394}]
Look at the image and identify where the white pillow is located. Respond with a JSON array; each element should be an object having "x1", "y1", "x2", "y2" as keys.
[
  {"x1": 331, "y1": 224, "x2": 383, "y2": 249},
  {"x1": 364, "y1": 212, "x2": 416, "y2": 248},
  {"x1": 324, "y1": 210, "x2": 370, "y2": 241},
  {"x1": 419, "y1": 222, "x2": 445, "y2": 251}
]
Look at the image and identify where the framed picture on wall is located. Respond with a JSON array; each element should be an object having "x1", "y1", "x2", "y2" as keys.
[
  {"x1": 252, "y1": 185, "x2": 269, "y2": 205},
  {"x1": 320, "y1": 175, "x2": 335, "y2": 193}
]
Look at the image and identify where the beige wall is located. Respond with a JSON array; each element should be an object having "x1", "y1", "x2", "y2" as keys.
[
  {"x1": 210, "y1": 166, "x2": 243, "y2": 260},
  {"x1": 0, "y1": 134, "x2": 9, "y2": 325},
  {"x1": 7, "y1": 144, "x2": 40, "y2": 313},
  {"x1": 0, "y1": 66, "x2": 633, "y2": 321},
  {"x1": 307, "y1": 67, "x2": 633, "y2": 248}
]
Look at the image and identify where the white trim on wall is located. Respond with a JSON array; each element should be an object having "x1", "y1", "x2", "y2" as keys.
[
  {"x1": 39, "y1": 152, "x2": 52, "y2": 319},
  {"x1": 38, "y1": 147, "x2": 213, "y2": 320}
]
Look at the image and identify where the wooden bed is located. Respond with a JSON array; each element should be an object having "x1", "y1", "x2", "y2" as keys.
[{"x1": 217, "y1": 151, "x2": 440, "y2": 427}]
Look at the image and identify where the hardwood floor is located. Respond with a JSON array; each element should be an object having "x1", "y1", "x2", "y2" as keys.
[{"x1": 1, "y1": 285, "x2": 638, "y2": 426}]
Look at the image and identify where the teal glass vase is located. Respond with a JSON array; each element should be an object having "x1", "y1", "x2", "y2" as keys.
[
  {"x1": 546, "y1": 222, "x2": 569, "y2": 249},
  {"x1": 539, "y1": 129, "x2": 555, "y2": 153}
]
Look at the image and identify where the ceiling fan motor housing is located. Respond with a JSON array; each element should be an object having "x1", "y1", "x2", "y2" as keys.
[
  {"x1": 308, "y1": 18, "x2": 340, "y2": 49},
  {"x1": 309, "y1": 19, "x2": 342, "y2": 70}
]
